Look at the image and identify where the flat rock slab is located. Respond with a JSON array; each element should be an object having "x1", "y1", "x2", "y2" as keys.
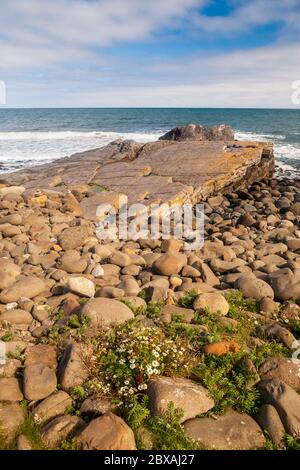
[{"x1": 1, "y1": 139, "x2": 274, "y2": 207}]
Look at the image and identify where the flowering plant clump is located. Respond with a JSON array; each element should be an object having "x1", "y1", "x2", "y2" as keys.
[{"x1": 88, "y1": 322, "x2": 196, "y2": 399}]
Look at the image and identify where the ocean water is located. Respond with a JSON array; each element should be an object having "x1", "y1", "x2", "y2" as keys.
[{"x1": 0, "y1": 108, "x2": 299, "y2": 177}]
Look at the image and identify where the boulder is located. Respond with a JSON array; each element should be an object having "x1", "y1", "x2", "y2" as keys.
[
  {"x1": 0, "y1": 258, "x2": 21, "y2": 290},
  {"x1": 193, "y1": 292, "x2": 229, "y2": 316},
  {"x1": 0, "y1": 377, "x2": 23, "y2": 402},
  {"x1": 153, "y1": 253, "x2": 187, "y2": 276},
  {"x1": 159, "y1": 123, "x2": 234, "y2": 142},
  {"x1": 269, "y1": 269, "x2": 300, "y2": 301},
  {"x1": 235, "y1": 275, "x2": 274, "y2": 300},
  {"x1": 41, "y1": 415, "x2": 85, "y2": 448},
  {"x1": 24, "y1": 344, "x2": 57, "y2": 369},
  {"x1": 0, "y1": 276, "x2": 47, "y2": 303},
  {"x1": 78, "y1": 412, "x2": 136, "y2": 450},
  {"x1": 23, "y1": 364, "x2": 57, "y2": 401},
  {"x1": 262, "y1": 323, "x2": 297, "y2": 349},
  {"x1": 255, "y1": 404, "x2": 285, "y2": 447},
  {"x1": 67, "y1": 277, "x2": 95, "y2": 298},
  {"x1": 81, "y1": 298, "x2": 134, "y2": 328},
  {"x1": 57, "y1": 343, "x2": 90, "y2": 392},
  {"x1": 184, "y1": 409, "x2": 265, "y2": 450},
  {"x1": 0, "y1": 403, "x2": 26, "y2": 441},
  {"x1": 33, "y1": 391, "x2": 73, "y2": 423},
  {"x1": 58, "y1": 226, "x2": 92, "y2": 250},
  {"x1": 259, "y1": 357, "x2": 300, "y2": 391},
  {"x1": 147, "y1": 376, "x2": 215, "y2": 423},
  {"x1": 258, "y1": 379, "x2": 300, "y2": 438}
]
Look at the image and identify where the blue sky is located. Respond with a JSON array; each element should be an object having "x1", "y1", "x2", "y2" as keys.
[{"x1": 0, "y1": 0, "x2": 300, "y2": 108}]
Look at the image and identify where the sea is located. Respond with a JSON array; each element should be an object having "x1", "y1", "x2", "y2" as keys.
[{"x1": 0, "y1": 108, "x2": 299, "y2": 178}]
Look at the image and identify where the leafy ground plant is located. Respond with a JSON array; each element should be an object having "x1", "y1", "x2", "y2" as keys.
[{"x1": 88, "y1": 321, "x2": 197, "y2": 400}]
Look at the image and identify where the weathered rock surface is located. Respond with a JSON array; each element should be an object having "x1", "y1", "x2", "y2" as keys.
[
  {"x1": 184, "y1": 409, "x2": 265, "y2": 450},
  {"x1": 159, "y1": 123, "x2": 235, "y2": 142},
  {"x1": 148, "y1": 376, "x2": 215, "y2": 423},
  {"x1": 258, "y1": 379, "x2": 300, "y2": 438},
  {"x1": 81, "y1": 297, "x2": 134, "y2": 328},
  {"x1": 78, "y1": 413, "x2": 136, "y2": 450}
]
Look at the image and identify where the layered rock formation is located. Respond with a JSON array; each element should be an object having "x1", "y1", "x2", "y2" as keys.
[{"x1": 1, "y1": 124, "x2": 274, "y2": 209}]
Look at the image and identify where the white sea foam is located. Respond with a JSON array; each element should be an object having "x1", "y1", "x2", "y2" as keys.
[
  {"x1": 0, "y1": 130, "x2": 163, "y2": 172},
  {"x1": 236, "y1": 130, "x2": 300, "y2": 178}
]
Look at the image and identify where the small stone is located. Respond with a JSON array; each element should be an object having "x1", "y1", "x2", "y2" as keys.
[
  {"x1": 0, "y1": 403, "x2": 25, "y2": 442},
  {"x1": 80, "y1": 396, "x2": 118, "y2": 418},
  {"x1": 161, "y1": 239, "x2": 183, "y2": 252},
  {"x1": 58, "y1": 226, "x2": 92, "y2": 250},
  {"x1": 259, "y1": 297, "x2": 278, "y2": 316},
  {"x1": 262, "y1": 323, "x2": 297, "y2": 349},
  {"x1": 160, "y1": 304, "x2": 194, "y2": 323},
  {"x1": 259, "y1": 357, "x2": 300, "y2": 391},
  {"x1": 68, "y1": 277, "x2": 95, "y2": 298}
]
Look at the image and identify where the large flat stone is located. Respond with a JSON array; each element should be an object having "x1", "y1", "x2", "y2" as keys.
[{"x1": 1, "y1": 139, "x2": 274, "y2": 207}]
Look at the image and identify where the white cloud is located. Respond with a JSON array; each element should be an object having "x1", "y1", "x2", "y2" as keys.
[{"x1": 0, "y1": 0, "x2": 299, "y2": 107}]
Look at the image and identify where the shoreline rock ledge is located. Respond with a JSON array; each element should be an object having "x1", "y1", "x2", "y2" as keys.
[{"x1": 1, "y1": 123, "x2": 274, "y2": 207}]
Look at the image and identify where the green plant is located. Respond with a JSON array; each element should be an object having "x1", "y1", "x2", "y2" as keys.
[
  {"x1": 147, "y1": 402, "x2": 202, "y2": 450},
  {"x1": 285, "y1": 434, "x2": 300, "y2": 450},
  {"x1": 146, "y1": 301, "x2": 165, "y2": 319},
  {"x1": 0, "y1": 331, "x2": 14, "y2": 342},
  {"x1": 193, "y1": 353, "x2": 261, "y2": 415},
  {"x1": 224, "y1": 290, "x2": 259, "y2": 318},
  {"x1": 177, "y1": 291, "x2": 198, "y2": 308},
  {"x1": 88, "y1": 322, "x2": 196, "y2": 400}
]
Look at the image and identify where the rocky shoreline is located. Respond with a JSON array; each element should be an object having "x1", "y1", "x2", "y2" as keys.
[{"x1": 0, "y1": 126, "x2": 299, "y2": 451}]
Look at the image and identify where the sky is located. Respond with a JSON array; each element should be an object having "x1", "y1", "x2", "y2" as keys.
[{"x1": 0, "y1": 0, "x2": 300, "y2": 108}]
